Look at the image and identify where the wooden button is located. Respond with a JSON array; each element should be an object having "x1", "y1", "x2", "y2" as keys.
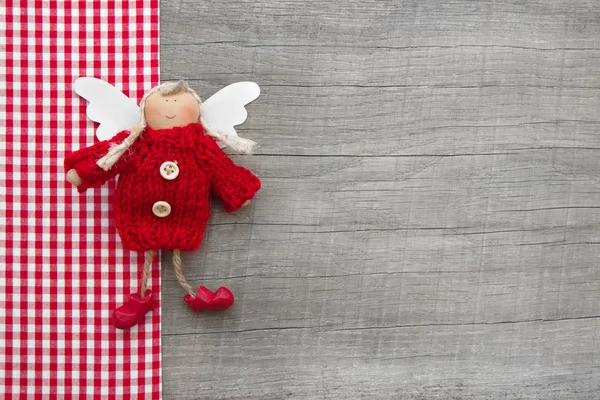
[
  {"x1": 160, "y1": 161, "x2": 179, "y2": 180},
  {"x1": 152, "y1": 201, "x2": 171, "y2": 217}
]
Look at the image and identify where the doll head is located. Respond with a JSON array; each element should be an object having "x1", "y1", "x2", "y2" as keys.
[
  {"x1": 139, "y1": 80, "x2": 202, "y2": 130},
  {"x1": 143, "y1": 81, "x2": 201, "y2": 130},
  {"x1": 96, "y1": 81, "x2": 255, "y2": 171}
]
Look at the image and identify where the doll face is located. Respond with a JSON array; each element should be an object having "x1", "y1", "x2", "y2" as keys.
[{"x1": 144, "y1": 91, "x2": 201, "y2": 130}]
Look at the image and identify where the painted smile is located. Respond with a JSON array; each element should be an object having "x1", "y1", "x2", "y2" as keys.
[{"x1": 166, "y1": 115, "x2": 176, "y2": 119}]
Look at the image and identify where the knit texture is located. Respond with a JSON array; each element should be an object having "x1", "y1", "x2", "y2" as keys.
[{"x1": 64, "y1": 123, "x2": 261, "y2": 251}]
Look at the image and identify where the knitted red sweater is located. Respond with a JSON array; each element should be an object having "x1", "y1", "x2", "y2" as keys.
[{"x1": 64, "y1": 123, "x2": 261, "y2": 251}]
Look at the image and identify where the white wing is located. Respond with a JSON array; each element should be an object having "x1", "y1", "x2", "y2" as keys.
[
  {"x1": 74, "y1": 77, "x2": 141, "y2": 141},
  {"x1": 201, "y1": 82, "x2": 260, "y2": 141}
]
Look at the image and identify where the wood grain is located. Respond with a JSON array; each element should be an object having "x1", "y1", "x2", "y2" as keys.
[{"x1": 160, "y1": 0, "x2": 600, "y2": 398}]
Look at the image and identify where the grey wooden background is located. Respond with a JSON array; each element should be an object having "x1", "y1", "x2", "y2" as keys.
[{"x1": 160, "y1": 1, "x2": 600, "y2": 399}]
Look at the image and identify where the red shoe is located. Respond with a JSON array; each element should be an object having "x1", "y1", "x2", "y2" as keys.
[
  {"x1": 112, "y1": 290, "x2": 154, "y2": 330},
  {"x1": 184, "y1": 286, "x2": 235, "y2": 312}
]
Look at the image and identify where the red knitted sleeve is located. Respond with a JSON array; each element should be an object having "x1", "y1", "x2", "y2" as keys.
[
  {"x1": 64, "y1": 130, "x2": 131, "y2": 193},
  {"x1": 197, "y1": 136, "x2": 261, "y2": 213}
]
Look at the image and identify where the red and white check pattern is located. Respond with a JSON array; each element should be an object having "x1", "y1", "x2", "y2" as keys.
[{"x1": 0, "y1": 0, "x2": 161, "y2": 398}]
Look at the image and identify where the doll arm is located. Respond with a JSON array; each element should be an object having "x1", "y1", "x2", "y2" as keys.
[
  {"x1": 64, "y1": 130, "x2": 131, "y2": 193},
  {"x1": 197, "y1": 136, "x2": 261, "y2": 213}
]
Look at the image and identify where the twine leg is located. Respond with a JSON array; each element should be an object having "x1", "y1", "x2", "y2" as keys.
[
  {"x1": 173, "y1": 249, "x2": 195, "y2": 297},
  {"x1": 140, "y1": 250, "x2": 155, "y2": 298}
]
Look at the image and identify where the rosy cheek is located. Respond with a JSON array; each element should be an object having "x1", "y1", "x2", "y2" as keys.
[
  {"x1": 182, "y1": 103, "x2": 200, "y2": 120},
  {"x1": 144, "y1": 103, "x2": 158, "y2": 119}
]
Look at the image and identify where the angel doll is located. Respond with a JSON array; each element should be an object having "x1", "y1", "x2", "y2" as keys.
[{"x1": 64, "y1": 79, "x2": 261, "y2": 329}]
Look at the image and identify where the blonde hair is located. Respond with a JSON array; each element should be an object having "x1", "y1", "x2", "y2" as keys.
[{"x1": 96, "y1": 80, "x2": 256, "y2": 171}]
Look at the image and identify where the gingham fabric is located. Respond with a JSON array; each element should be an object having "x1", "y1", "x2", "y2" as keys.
[{"x1": 0, "y1": 1, "x2": 161, "y2": 398}]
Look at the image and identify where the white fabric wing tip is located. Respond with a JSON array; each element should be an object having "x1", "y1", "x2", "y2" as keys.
[
  {"x1": 201, "y1": 82, "x2": 261, "y2": 148},
  {"x1": 74, "y1": 77, "x2": 141, "y2": 141}
]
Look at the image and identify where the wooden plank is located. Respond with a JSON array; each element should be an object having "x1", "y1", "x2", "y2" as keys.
[
  {"x1": 162, "y1": 46, "x2": 600, "y2": 89},
  {"x1": 159, "y1": 0, "x2": 600, "y2": 398},
  {"x1": 153, "y1": 83, "x2": 600, "y2": 156},
  {"x1": 161, "y1": 1, "x2": 600, "y2": 49},
  {"x1": 205, "y1": 153, "x2": 600, "y2": 229},
  {"x1": 163, "y1": 319, "x2": 600, "y2": 399},
  {"x1": 161, "y1": 220, "x2": 600, "y2": 331}
]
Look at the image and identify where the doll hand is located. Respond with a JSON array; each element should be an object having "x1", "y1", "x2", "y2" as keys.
[
  {"x1": 66, "y1": 169, "x2": 82, "y2": 186},
  {"x1": 242, "y1": 200, "x2": 251, "y2": 207}
]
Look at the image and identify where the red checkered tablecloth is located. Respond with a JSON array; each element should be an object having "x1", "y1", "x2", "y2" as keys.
[{"x1": 0, "y1": 0, "x2": 161, "y2": 398}]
